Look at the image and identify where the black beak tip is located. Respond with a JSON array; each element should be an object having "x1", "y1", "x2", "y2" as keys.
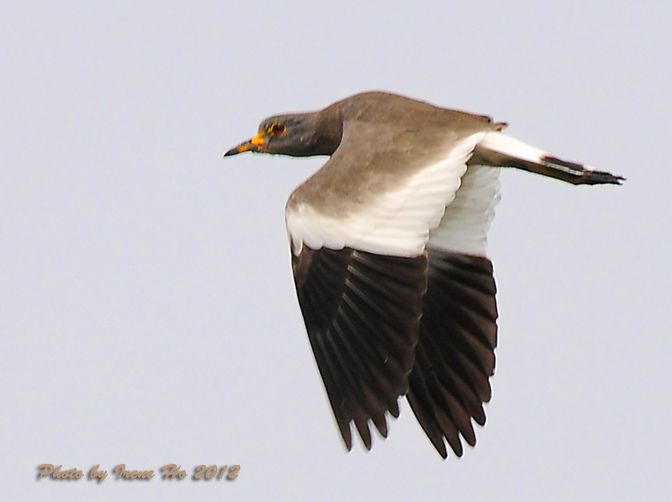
[{"x1": 223, "y1": 147, "x2": 240, "y2": 157}]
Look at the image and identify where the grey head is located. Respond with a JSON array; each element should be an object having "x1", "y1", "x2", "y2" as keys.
[{"x1": 224, "y1": 110, "x2": 343, "y2": 158}]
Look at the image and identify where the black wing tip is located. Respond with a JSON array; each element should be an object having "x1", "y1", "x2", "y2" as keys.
[
  {"x1": 338, "y1": 422, "x2": 353, "y2": 452},
  {"x1": 584, "y1": 170, "x2": 626, "y2": 185},
  {"x1": 541, "y1": 155, "x2": 625, "y2": 185},
  {"x1": 297, "y1": 248, "x2": 428, "y2": 457}
]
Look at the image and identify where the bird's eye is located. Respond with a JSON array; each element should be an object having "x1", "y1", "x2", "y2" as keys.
[{"x1": 269, "y1": 122, "x2": 286, "y2": 136}]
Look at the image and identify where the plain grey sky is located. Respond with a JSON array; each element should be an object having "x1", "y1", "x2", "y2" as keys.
[{"x1": 2, "y1": 1, "x2": 670, "y2": 500}]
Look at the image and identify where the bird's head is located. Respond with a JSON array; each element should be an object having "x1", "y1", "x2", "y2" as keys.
[{"x1": 224, "y1": 112, "x2": 342, "y2": 158}]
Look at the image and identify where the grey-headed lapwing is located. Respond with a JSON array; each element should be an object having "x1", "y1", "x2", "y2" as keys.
[{"x1": 224, "y1": 91, "x2": 623, "y2": 458}]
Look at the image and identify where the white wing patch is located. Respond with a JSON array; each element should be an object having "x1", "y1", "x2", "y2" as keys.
[
  {"x1": 479, "y1": 130, "x2": 599, "y2": 174},
  {"x1": 428, "y1": 164, "x2": 501, "y2": 257},
  {"x1": 478, "y1": 131, "x2": 548, "y2": 164},
  {"x1": 286, "y1": 133, "x2": 486, "y2": 257}
]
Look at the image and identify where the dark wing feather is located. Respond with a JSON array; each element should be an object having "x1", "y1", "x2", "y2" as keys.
[
  {"x1": 407, "y1": 249, "x2": 498, "y2": 458},
  {"x1": 292, "y1": 246, "x2": 427, "y2": 450}
]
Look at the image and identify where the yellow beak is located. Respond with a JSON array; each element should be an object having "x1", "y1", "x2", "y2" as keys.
[{"x1": 224, "y1": 131, "x2": 267, "y2": 157}]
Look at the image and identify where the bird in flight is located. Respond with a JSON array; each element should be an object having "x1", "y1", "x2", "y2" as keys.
[{"x1": 224, "y1": 91, "x2": 623, "y2": 458}]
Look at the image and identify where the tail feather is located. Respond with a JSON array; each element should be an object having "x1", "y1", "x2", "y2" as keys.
[{"x1": 471, "y1": 132, "x2": 624, "y2": 185}]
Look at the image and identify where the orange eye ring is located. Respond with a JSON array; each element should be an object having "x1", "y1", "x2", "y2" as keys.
[{"x1": 269, "y1": 122, "x2": 286, "y2": 136}]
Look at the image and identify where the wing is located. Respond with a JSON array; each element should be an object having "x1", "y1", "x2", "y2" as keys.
[
  {"x1": 407, "y1": 165, "x2": 501, "y2": 458},
  {"x1": 286, "y1": 121, "x2": 488, "y2": 257},
  {"x1": 292, "y1": 247, "x2": 427, "y2": 449},
  {"x1": 472, "y1": 131, "x2": 623, "y2": 185},
  {"x1": 287, "y1": 121, "x2": 490, "y2": 450}
]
